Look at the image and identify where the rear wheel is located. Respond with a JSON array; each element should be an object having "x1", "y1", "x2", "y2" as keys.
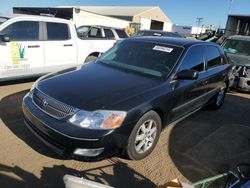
[
  {"x1": 84, "y1": 55, "x2": 98, "y2": 63},
  {"x1": 209, "y1": 83, "x2": 227, "y2": 110},
  {"x1": 126, "y1": 111, "x2": 161, "y2": 160}
]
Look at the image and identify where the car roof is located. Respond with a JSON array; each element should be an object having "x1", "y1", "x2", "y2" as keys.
[
  {"x1": 139, "y1": 30, "x2": 173, "y2": 34},
  {"x1": 127, "y1": 37, "x2": 216, "y2": 48},
  {"x1": 77, "y1": 25, "x2": 124, "y2": 30},
  {"x1": 227, "y1": 35, "x2": 250, "y2": 41}
]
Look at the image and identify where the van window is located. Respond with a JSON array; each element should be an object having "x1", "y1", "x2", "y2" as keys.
[
  {"x1": 179, "y1": 46, "x2": 205, "y2": 72},
  {"x1": 104, "y1": 29, "x2": 115, "y2": 38},
  {"x1": 206, "y1": 46, "x2": 221, "y2": 69},
  {"x1": 88, "y1": 27, "x2": 102, "y2": 38},
  {"x1": 115, "y1": 29, "x2": 128, "y2": 38},
  {"x1": 1, "y1": 21, "x2": 39, "y2": 41},
  {"x1": 47, "y1": 22, "x2": 70, "y2": 40},
  {"x1": 77, "y1": 26, "x2": 90, "y2": 38}
]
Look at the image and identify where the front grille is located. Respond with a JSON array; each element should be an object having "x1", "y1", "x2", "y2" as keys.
[{"x1": 32, "y1": 88, "x2": 77, "y2": 119}]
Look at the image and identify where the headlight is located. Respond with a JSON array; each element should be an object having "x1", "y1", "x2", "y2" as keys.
[{"x1": 69, "y1": 110, "x2": 127, "y2": 129}]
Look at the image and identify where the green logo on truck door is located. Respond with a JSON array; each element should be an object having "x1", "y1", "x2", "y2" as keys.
[{"x1": 11, "y1": 42, "x2": 26, "y2": 64}]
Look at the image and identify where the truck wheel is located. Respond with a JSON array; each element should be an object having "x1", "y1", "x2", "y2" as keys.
[
  {"x1": 126, "y1": 111, "x2": 161, "y2": 160},
  {"x1": 209, "y1": 83, "x2": 227, "y2": 110},
  {"x1": 84, "y1": 55, "x2": 97, "y2": 63}
]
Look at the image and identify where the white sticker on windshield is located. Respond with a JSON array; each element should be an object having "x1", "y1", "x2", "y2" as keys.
[{"x1": 153, "y1": 45, "x2": 173, "y2": 53}]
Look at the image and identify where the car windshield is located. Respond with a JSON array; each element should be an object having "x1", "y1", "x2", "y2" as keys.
[
  {"x1": 0, "y1": 17, "x2": 8, "y2": 25},
  {"x1": 133, "y1": 31, "x2": 182, "y2": 38},
  {"x1": 223, "y1": 39, "x2": 250, "y2": 56},
  {"x1": 98, "y1": 40, "x2": 183, "y2": 78},
  {"x1": 133, "y1": 31, "x2": 162, "y2": 37},
  {"x1": 76, "y1": 26, "x2": 90, "y2": 38}
]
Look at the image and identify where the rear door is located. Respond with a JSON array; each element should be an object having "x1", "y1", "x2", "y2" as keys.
[
  {"x1": 43, "y1": 21, "x2": 77, "y2": 73},
  {"x1": 171, "y1": 45, "x2": 208, "y2": 120},
  {"x1": 204, "y1": 45, "x2": 227, "y2": 102},
  {"x1": 0, "y1": 20, "x2": 44, "y2": 79}
]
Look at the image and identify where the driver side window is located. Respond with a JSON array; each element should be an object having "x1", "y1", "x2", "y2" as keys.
[
  {"x1": 1, "y1": 21, "x2": 39, "y2": 41},
  {"x1": 179, "y1": 45, "x2": 205, "y2": 72}
]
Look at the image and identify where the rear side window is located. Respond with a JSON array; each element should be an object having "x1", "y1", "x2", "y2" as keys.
[
  {"x1": 115, "y1": 29, "x2": 128, "y2": 38},
  {"x1": 104, "y1": 29, "x2": 115, "y2": 38},
  {"x1": 46, "y1": 22, "x2": 70, "y2": 40},
  {"x1": 1, "y1": 21, "x2": 39, "y2": 41},
  {"x1": 179, "y1": 45, "x2": 205, "y2": 72},
  {"x1": 206, "y1": 46, "x2": 222, "y2": 69}
]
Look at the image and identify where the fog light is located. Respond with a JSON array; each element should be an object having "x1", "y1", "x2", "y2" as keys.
[{"x1": 73, "y1": 148, "x2": 104, "y2": 157}]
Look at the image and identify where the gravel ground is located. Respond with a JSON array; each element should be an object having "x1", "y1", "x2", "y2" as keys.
[{"x1": 0, "y1": 80, "x2": 250, "y2": 188}]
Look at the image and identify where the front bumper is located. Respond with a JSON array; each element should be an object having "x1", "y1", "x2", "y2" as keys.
[
  {"x1": 237, "y1": 77, "x2": 250, "y2": 91},
  {"x1": 22, "y1": 94, "x2": 130, "y2": 160},
  {"x1": 231, "y1": 65, "x2": 250, "y2": 91}
]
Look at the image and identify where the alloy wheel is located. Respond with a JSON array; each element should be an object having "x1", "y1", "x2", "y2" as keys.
[
  {"x1": 216, "y1": 87, "x2": 225, "y2": 106},
  {"x1": 134, "y1": 119, "x2": 157, "y2": 154}
]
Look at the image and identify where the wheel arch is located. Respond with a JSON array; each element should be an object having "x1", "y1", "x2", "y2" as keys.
[
  {"x1": 87, "y1": 52, "x2": 100, "y2": 58},
  {"x1": 136, "y1": 104, "x2": 167, "y2": 132}
]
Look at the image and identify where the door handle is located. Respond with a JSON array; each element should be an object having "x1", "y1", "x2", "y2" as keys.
[
  {"x1": 63, "y1": 44, "x2": 73, "y2": 47},
  {"x1": 28, "y1": 45, "x2": 40, "y2": 48}
]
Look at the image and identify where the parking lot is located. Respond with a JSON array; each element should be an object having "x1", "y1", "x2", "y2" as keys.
[{"x1": 0, "y1": 80, "x2": 249, "y2": 188}]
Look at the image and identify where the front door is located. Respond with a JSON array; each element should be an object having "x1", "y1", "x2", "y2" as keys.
[
  {"x1": 171, "y1": 45, "x2": 208, "y2": 121},
  {"x1": 0, "y1": 20, "x2": 44, "y2": 80}
]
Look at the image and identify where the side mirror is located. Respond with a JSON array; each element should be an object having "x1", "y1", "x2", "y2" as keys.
[
  {"x1": 0, "y1": 34, "x2": 10, "y2": 42},
  {"x1": 175, "y1": 69, "x2": 199, "y2": 80}
]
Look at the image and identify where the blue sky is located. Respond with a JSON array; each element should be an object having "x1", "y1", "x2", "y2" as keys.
[{"x1": 1, "y1": 0, "x2": 250, "y2": 27}]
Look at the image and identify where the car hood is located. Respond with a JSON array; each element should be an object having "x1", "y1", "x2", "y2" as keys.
[
  {"x1": 37, "y1": 62, "x2": 161, "y2": 111},
  {"x1": 227, "y1": 53, "x2": 250, "y2": 66}
]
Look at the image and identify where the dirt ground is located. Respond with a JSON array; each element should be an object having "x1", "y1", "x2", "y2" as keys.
[{"x1": 0, "y1": 80, "x2": 250, "y2": 188}]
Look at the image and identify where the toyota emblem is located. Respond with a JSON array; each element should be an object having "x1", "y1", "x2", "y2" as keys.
[{"x1": 42, "y1": 99, "x2": 48, "y2": 107}]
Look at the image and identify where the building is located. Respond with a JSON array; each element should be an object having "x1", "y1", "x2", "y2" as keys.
[
  {"x1": 13, "y1": 6, "x2": 172, "y2": 31},
  {"x1": 225, "y1": 14, "x2": 250, "y2": 37},
  {"x1": 172, "y1": 25, "x2": 206, "y2": 36}
]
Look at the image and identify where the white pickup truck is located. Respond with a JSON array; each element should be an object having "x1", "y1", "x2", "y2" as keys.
[{"x1": 0, "y1": 15, "x2": 117, "y2": 81}]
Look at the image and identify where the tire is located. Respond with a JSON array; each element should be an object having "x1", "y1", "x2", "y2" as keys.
[
  {"x1": 126, "y1": 111, "x2": 161, "y2": 160},
  {"x1": 209, "y1": 83, "x2": 227, "y2": 110},
  {"x1": 84, "y1": 55, "x2": 98, "y2": 63}
]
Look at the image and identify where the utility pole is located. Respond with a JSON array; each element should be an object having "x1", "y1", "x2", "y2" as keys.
[
  {"x1": 229, "y1": 0, "x2": 234, "y2": 14},
  {"x1": 196, "y1": 17, "x2": 203, "y2": 37}
]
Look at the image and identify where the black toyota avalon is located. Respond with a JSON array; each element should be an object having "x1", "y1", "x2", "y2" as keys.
[{"x1": 22, "y1": 37, "x2": 231, "y2": 160}]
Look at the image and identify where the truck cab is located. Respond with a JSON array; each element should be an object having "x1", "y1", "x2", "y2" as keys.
[{"x1": 0, "y1": 15, "x2": 116, "y2": 81}]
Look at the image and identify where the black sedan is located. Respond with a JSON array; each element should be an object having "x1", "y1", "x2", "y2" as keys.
[{"x1": 22, "y1": 37, "x2": 231, "y2": 160}]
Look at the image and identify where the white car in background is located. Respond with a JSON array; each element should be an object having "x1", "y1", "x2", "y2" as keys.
[{"x1": 0, "y1": 15, "x2": 117, "y2": 81}]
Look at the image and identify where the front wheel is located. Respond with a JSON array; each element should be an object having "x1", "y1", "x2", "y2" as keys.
[
  {"x1": 209, "y1": 83, "x2": 227, "y2": 110},
  {"x1": 126, "y1": 111, "x2": 161, "y2": 160}
]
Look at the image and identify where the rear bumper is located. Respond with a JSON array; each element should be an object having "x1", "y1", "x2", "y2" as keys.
[{"x1": 22, "y1": 94, "x2": 130, "y2": 160}]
